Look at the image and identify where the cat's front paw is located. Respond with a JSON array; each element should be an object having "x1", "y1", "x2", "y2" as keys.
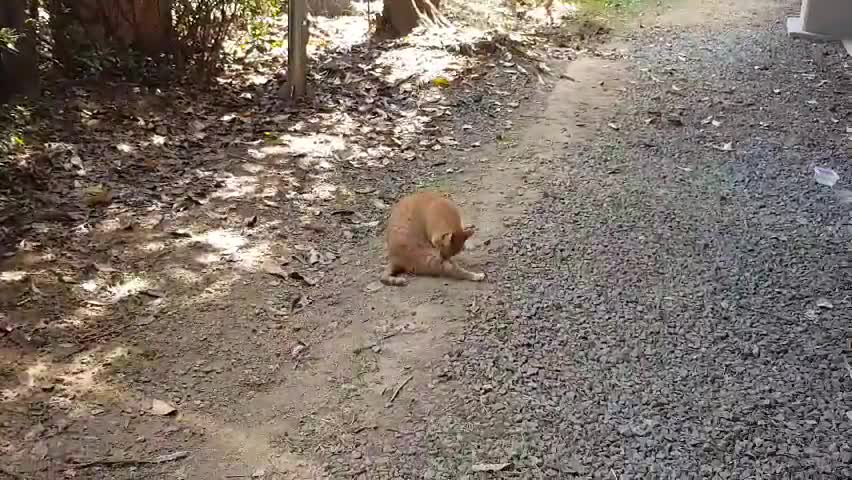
[{"x1": 470, "y1": 272, "x2": 486, "y2": 282}]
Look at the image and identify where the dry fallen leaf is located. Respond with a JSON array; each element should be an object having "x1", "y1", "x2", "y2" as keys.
[
  {"x1": 82, "y1": 184, "x2": 113, "y2": 207},
  {"x1": 262, "y1": 261, "x2": 288, "y2": 279},
  {"x1": 289, "y1": 271, "x2": 317, "y2": 286},
  {"x1": 291, "y1": 343, "x2": 307, "y2": 358},
  {"x1": 471, "y1": 462, "x2": 511, "y2": 472},
  {"x1": 816, "y1": 298, "x2": 833, "y2": 309},
  {"x1": 711, "y1": 142, "x2": 734, "y2": 152},
  {"x1": 431, "y1": 77, "x2": 450, "y2": 88},
  {"x1": 151, "y1": 399, "x2": 177, "y2": 416}
]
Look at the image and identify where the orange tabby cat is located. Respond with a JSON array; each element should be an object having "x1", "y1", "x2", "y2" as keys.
[{"x1": 381, "y1": 191, "x2": 485, "y2": 286}]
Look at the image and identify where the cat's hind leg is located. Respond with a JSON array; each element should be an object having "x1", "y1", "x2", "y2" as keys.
[
  {"x1": 413, "y1": 252, "x2": 485, "y2": 282},
  {"x1": 380, "y1": 262, "x2": 409, "y2": 286},
  {"x1": 443, "y1": 259, "x2": 486, "y2": 282}
]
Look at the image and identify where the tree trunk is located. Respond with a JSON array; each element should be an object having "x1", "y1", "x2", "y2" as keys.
[
  {"x1": 48, "y1": 0, "x2": 172, "y2": 71},
  {"x1": 284, "y1": 0, "x2": 309, "y2": 99},
  {"x1": 0, "y1": 0, "x2": 39, "y2": 103},
  {"x1": 128, "y1": 0, "x2": 172, "y2": 56},
  {"x1": 379, "y1": 0, "x2": 445, "y2": 37}
]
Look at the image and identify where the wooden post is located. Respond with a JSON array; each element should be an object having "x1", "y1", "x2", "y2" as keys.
[{"x1": 286, "y1": 0, "x2": 308, "y2": 98}]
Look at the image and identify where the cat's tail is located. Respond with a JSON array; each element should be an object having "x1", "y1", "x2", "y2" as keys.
[{"x1": 380, "y1": 265, "x2": 409, "y2": 286}]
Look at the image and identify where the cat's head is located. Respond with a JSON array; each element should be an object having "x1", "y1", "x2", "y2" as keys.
[{"x1": 435, "y1": 226, "x2": 476, "y2": 258}]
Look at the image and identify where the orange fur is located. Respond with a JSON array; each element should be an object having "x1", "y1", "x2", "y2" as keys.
[{"x1": 380, "y1": 191, "x2": 485, "y2": 286}]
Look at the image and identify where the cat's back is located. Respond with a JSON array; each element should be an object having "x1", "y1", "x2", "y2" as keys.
[
  {"x1": 386, "y1": 191, "x2": 460, "y2": 244},
  {"x1": 388, "y1": 191, "x2": 457, "y2": 225}
]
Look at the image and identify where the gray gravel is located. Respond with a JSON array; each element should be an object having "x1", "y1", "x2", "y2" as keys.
[{"x1": 381, "y1": 13, "x2": 852, "y2": 480}]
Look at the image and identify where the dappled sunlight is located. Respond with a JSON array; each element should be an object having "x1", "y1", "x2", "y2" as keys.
[
  {"x1": 163, "y1": 266, "x2": 205, "y2": 285},
  {"x1": 0, "y1": 249, "x2": 54, "y2": 269},
  {"x1": 196, "y1": 228, "x2": 247, "y2": 255},
  {"x1": 149, "y1": 134, "x2": 167, "y2": 146},
  {"x1": 20, "y1": 361, "x2": 48, "y2": 387},
  {"x1": 1, "y1": 344, "x2": 131, "y2": 408},
  {"x1": 97, "y1": 215, "x2": 131, "y2": 234},
  {"x1": 141, "y1": 240, "x2": 168, "y2": 254},
  {"x1": 526, "y1": 1, "x2": 580, "y2": 23},
  {"x1": 188, "y1": 271, "x2": 243, "y2": 306},
  {"x1": 313, "y1": 14, "x2": 369, "y2": 50},
  {"x1": 94, "y1": 209, "x2": 168, "y2": 235},
  {"x1": 238, "y1": 161, "x2": 267, "y2": 174},
  {"x1": 60, "y1": 305, "x2": 106, "y2": 329},
  {"x1": 195, "y1": 251, "x2": 225, "y2": 265},
  {"x1": 276, "y1": 133, "x2": 347, "y2": 161},
  {"x1": 376, "y1": 47, "x2": 468, "y2": 83},
  {"x1": 59, "y1": 357, "x2": 107, "y2": 400},
  {"x1": 68, "y1": 306, "x2": 94, "y2": 327},
  {"x1": 252, "y1": 144, "x2": 284, "y2": 161},
  {"x1": 1, "y1": 360, "x2": 48, "y2": 401},
  {"x1": 107, "y1": 274, "x2": 151, "y2": 303},
  {"x1": 296, "y1": 155, "x2": 335, "y2": 171},
  {"x1": 0, "y1": 348, "x2": 125, "y2": 405},
  {"x1": 80, "y1": 278, "x2": 98, "y2": 292},
  {"x1": 209, "y1": 173, "x2": 260, "y2": 200},
  {"x1": 0, "y1": 270, "x2": 28, "y2": 282},
  {"x1": 231, "y1": 240, "x2": 272, "y2": 271},
  {"x1": 304, "y1": 181, "x2": 340, "y2": 202}
]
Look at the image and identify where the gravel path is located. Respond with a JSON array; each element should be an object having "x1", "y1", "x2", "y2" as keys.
[{"x1": 383, "y1": 4, "x2": 852, "y2": 479}]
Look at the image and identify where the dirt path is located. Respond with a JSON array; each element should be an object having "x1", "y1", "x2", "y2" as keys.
[
  {"x1": 173, "y1": 43, "x2": 629, "y2": 480},
  {"x1": 3, "y1": 0, "x2": 851, "y2": 478}
]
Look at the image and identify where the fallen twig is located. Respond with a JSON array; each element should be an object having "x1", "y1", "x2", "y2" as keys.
[
  {"x1": 79, "y1": 320, "x2": 135, "y2": 344},
  {"x1": 350, "y1": 424, "x2": 377, "y2": 434},
  {"x1": 353, "y1": 329, "x2": 423, "y2": 354},
  {"x1": 387, "y1": 375, "x2": 413, "y2": 405},
  {"x1": 392, "y1": 72, "x2": 417, "y2": 88},
  {"x1": 70, "y1": 451, "x2": 189, "y2": 469},
  {"x1": 353, "y1": 331, "x2": 401, "y2": 354}
]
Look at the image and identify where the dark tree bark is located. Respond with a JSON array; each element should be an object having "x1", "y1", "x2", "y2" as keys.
[
  {"x1": 0, "y1": 0, "x2": 39, "y2": 103},
  {"x1": 379, "y1": 0, "x2": 447, "y2": 37},
  {"x1": 128, "y1": 0, "x2": 172, "y2": 56},
  {"x1": 48, "y1": 0, "x2": 172, "y2": 72}
]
